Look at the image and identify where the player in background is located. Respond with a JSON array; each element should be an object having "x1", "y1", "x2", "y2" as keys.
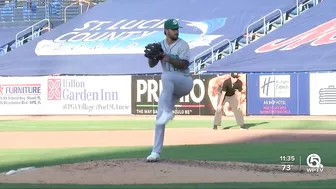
[
  {"x1": 145, "y1": 19, "x2": 194, "y2": 162},
  {"x1": 213, "y1": 73, "x2": 247, "y2": 130}
]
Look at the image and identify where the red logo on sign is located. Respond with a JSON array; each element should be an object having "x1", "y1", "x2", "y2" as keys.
[
  {"x1": 48, "y1": 79, "x2": 61, "y2": 100},
  {"x1": 255, "y1": 18, "x2": 336, "y2": 53}
]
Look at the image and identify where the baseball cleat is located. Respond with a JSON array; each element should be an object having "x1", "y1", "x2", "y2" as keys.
[
  {"x1": 146, "y1": 152, "x2": 160, "y2": 162},
  {"x1": 240, "y1": 125, "x2": 248, "y2": 130},
  {"x1": 156, "y1": 111, "x2": 174, "y2": 125},
  {"x1": 213, "y1": 125, "x2": 218, "y2": 130}
]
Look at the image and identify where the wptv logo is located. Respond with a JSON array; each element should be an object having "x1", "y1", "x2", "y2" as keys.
[{"x1": 306, "y1": 154, "x2": 324, "y2": 173}]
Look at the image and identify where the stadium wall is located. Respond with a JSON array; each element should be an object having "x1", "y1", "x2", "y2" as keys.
[{"x1": 0, "y1": 72, "x2": 334, "y2": 116}]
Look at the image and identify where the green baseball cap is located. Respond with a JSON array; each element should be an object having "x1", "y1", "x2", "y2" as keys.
[{"x1": 164, "y1": 19, "x2": 182, "y2": 29}]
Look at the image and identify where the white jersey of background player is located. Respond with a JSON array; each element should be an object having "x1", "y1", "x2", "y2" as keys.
[{"x1": 146, "y1": 19, "x2": 193, "y2": 162}]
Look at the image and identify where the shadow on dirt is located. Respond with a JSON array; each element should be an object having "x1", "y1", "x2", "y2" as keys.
[{"x1": 222, "y1": 122, "x2": 269, "y2": 130}]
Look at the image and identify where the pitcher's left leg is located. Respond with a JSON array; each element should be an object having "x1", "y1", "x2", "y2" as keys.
[
  {"x1": 156, "y1": 74, "x2": 177, "y2": 125},
  {"x1": 157, "y1": 74, "x2": 193, "y2": 124}
]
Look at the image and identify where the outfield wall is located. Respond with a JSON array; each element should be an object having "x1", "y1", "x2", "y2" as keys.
[{"x1": 0, "y1": 72, "x2": 335, "y2": 116}]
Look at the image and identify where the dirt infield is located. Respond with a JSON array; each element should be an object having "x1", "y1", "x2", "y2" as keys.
[
  {"x1": 0, "y1": 115, "x2": 335, "y2": 185},
  {"x1": 1, "y1": 159, "x2": 336, "y2": 185}
]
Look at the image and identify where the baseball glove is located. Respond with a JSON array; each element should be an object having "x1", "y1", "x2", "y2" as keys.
[{"x1": 144, "y1": 43, "x2": 164, "y2": 60}]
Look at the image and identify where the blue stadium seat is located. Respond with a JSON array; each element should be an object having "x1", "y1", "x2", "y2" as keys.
[
  {"x1": 50, "y1": 0, "x2": 62, "y2": 16},
  {"x1": 0, "y1": 3, "x2": 14, "y2": 22},
  {"x1": 23, "y1": 2, "x2": 38, "y2": 21}
]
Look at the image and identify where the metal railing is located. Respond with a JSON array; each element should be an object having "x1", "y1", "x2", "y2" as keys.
[
  {"x1": 192, "y1": 0, "x2": 323, "y2": 74},
  {"x1": 192, "y1": 38, "x2": 233, "y2": 74},
  {"x1": 64, "y1": 0, "x2": 97, "y2": 22},
  {"x1": 15, "y1": 18, "x2": 50, "y2": 48},
  {"x1": 295, "y1": 0, "x2": 300, "y2": 16},
  {"x1": 245, "y1": 9, "x2": 283, "y2": 45},
  {"x1": 300, "y1": 0, "x2": 319, "y2": 12},
  {"x1": 64, "y1": 2, "x2": 82, "y2": 23},
  {"x1": 293, "y1": 0, "x2": 319, "y2": 17}
]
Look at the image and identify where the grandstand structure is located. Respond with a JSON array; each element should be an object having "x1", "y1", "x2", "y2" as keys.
[
  {"x1": 0, "y1": 0, "x2": 326, "y2": 75},
  {"x1": 204, "y1": 0, "x2": 335, "y2": 73},
  {"x1": 0, "y1": 0, "x2": 323, "y2": 60},
  {"x1": 0, "y1": 0, "x2": 333, "y2": 119},
  {"x1": 193, "y1": 0, "x2": 324, "y2": 74},
  {"x1": 0, "y1": 0, "x2": 333, "y2": 117},
  {"x1": 0, "y1": 0, "x2": 104, "y2": 55}
]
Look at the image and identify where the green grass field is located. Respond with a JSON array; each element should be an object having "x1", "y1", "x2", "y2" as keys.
[
  {"x1": 0, "y1": 119, "x2": 335, "y2": 131},
  {"x1": 2, "y1": 180, "x2": 336, "y2": 189},
  {"x1": 0, "y1": 119, "x2": 335, "y2": 188}
]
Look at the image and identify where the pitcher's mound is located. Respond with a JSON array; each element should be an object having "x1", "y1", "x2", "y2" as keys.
[{"x1": 1, "y1": 159, "x2": 335, "y2": 185}]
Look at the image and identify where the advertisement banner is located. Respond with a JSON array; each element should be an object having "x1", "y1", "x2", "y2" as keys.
[
  {"x1": 44, "y1": 76, "x2": 132, "y2": 115},
  {"x1": 247, "y1": 73, "x2": 310, "y2": 115},
  {"x1": 310, "y1": 72, "x2": 336, "y2": 115},
  {"x1": 0, "y1": 77, "x2": 44, "y2": 115},
  {"x1": 0, "y1": 76, "x2": 132, "y2": 115},
  {"x1": 131, "y1": 74, "x2": 247, "y2": 116}
]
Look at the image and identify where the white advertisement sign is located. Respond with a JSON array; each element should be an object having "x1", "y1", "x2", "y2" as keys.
[
  {"x1": 259, "y1": 75, "x2": 291, "y2": 98},
  {"x1": 0, "y1": 76, "x2": 132, "y2": 115},
  {"x1": 310, "y1": 73, "x2": 336, "y2": 115},
  {"x1": 0, "y1": 77, "x2": 44, "y2": 115}
]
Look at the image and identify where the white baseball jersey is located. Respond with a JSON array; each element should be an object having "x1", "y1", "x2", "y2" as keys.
[{"x1": 159, "y1": 38, "x2": 191, "y2": 75}]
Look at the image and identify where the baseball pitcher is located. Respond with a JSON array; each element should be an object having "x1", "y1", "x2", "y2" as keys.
[{"x1": 143, "y1": 19, "x2": 193, "y2": 162}]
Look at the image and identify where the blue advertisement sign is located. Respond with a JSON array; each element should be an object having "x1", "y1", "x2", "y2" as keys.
[{"x1": 247, "y1": 73, "x2": 310, "y2": 115}]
